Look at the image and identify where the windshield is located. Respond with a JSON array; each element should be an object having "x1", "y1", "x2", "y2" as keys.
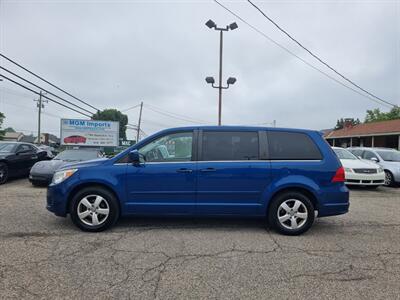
[
  {"x1": 0, "y1": 143, "x2": 16, "y2": 153},
  {"x1": 54, "y1": 150, "x2": 101, "y2": 162},
  {"x1": 376, "y1": 150, "x2": 400, "y2": 162},
  {"x1": 333, "y1": 148, "x2": 357, "y2": 160}
]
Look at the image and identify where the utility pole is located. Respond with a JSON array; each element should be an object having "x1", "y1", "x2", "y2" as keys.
[
  {"x1": 34, "y1": 91, "x2": 47, "y2": 145},
  {"x1": 136, "y1": 101, "x2": 143, "y2": 143},
  {"x1": 205, "y1": 19, "x2": 238, "y2": 125}
]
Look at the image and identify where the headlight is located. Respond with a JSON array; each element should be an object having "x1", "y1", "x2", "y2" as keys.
[
  {"x1": 52, "y1": 169, "x2": 77, "y2": 185},
  {"x1": 377, "y1": 167, "x2": 384, "y2": 173},
  {"x1": 344, "y1": 168, "x2": 353, "y2": 173}
]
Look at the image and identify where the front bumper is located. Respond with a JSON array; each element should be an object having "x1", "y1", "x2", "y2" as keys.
[
  {"x1": 46, "y1": 182, "x2": 70, "y2": 217},
  {"x1": 29, "y1": 172, "x2": 53, "y2": 184},
  {"x1": 345, "y1": 171, "x2": 385, "y2": 186}
]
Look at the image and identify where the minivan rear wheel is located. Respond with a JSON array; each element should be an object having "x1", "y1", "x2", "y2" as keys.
[
  {"x1": 70, "y1": 186, "x2": 119, "y2": 232},
  {"x1": 268, "y1": 191, "x2": 315, "y2": 236}
]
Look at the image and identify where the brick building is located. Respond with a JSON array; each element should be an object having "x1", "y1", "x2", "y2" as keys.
[{"x1": 325, "y1": 119, "x2": 400, "y2": 150}]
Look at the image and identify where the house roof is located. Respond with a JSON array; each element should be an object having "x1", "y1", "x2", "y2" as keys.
[
  {"x1": 4, "y1": 132, "x2": 24, "y2": 140},
  {"x1": 325, "y1": 119, "x2": 400, "y2": 138}
]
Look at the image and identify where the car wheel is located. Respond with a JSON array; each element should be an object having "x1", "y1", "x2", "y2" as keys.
[
  {"x1": 384, "y1": 171, "x2": 394, "y2": 187},
  {"x1": 268, "y1": 191, "x2": 315, "y2": 236},
  {"x1": 0, "y1": 162, "x2": 9, "y2": 185},
  {"x1": 70, "y1": 186, "x2": 119, "y2": 232}
]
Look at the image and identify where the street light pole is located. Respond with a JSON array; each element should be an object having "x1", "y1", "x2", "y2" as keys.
[
  {"x1": 218, "y1": 30, "x2": 223, "y2": 126},
  {"x1": 205, "y1": 19, "x2": 238, "y2": 125}
]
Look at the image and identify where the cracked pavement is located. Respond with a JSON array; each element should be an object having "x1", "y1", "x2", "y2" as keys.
[{"x1": 1, "y1": 179, "x2": 399, "y2": 299}]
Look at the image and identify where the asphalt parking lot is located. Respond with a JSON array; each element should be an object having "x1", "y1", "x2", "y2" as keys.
[{"x1": 1, "y1": 179, "x2": 399, "y2": 299}]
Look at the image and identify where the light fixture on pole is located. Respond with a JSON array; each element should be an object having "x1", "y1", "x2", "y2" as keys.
[{"x1": 205, "y1": 19, "x2": 238, "y2": 126}]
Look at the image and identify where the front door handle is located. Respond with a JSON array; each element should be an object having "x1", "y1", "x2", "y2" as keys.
[
  {"x1": 176, "y1": 168, "x2": 193, "y2": 173},
  {"x1": 200, "y1": 167, "x2": 216, "y2": 172}
]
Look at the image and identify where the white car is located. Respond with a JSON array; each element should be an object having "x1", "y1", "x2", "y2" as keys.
[{"x1": 332, "y1": 147, "x2": 385, "y2": 188}]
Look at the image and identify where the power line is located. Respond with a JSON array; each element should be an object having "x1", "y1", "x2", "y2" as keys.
[
  {"x1": 0, "y1": 66, "x2": 96, "y2": 115},
  {"x1": 213, "y1": 0, "x2": 394, "y2": 109},
  {"x1": 145, "y1": 106, "x2": 205, "y2": 124},
  {"x1": 121, "y1": 103, "x2": 141, "y2": 112},
  {"x1": 0, "y1": 53, "x2": 100, "y2": 112},
  {"x1": 0, "y1": 86, "x2": 33, "y2": 98},
  {"x1": 0, "y1": 74, "x2": 92, "y2": 118},
  {"x1": 246, "y1": 0, "x2": 396, "y2": 108},
  {"x1": 145, "y1": 103, "x2": 210, "y2": 124}
]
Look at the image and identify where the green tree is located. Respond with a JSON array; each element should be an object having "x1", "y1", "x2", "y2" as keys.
[
  {"x1": 4, "y1": 127, "x2": 16, "y2": 133},
  {"x1": 334, "y1": 118, "x2": 360, "y2": 130},
  {"x1": 92, "y1": 109, "x2": 128, "y2": 140},
  {"x1": 0, "y1": 112, "x2": 5, "y2": 140},
  {"x1": 365, "y1": 106, "x2": 400, "y2": 123}
]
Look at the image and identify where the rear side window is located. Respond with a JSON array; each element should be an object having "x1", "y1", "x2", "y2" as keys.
[
  {"x1": 350, "y1": 149, "x2": 363, "y2": 157},
  {"x1": 268, "y1": 131, "x2": 322, "y2": 160},
  {"x1": 202, "y1": 131, "x2": 259, "y2": 161}
]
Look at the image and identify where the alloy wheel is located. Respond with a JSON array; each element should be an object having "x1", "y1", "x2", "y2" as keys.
[
  {"x1": 0, "y1": 165, "x2": 7, "y2": 184},
  {"x1": 384, "y1": 171, "x2": 393, "y2": 186},
  {"x1": 77, "y1": 195, "x2": 110, "y2": 226},
  {"x1": 277, "y1": 199, "x2": 308, "y2": 230}
]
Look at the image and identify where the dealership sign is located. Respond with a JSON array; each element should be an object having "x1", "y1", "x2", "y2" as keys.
[{"x1": 60, "y1": 119, "x2": 119, "y2": 147}]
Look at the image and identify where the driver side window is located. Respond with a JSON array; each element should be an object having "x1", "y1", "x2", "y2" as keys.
[
  {"x1": 139, "y1": 132, "x2": 193, "y2": 162},
  {"x1": 17, "y1": 144, "x2": 32, "y2": 153},
  {"x1": 363, "y1": 151, "x2": 377, "y2": 160}
]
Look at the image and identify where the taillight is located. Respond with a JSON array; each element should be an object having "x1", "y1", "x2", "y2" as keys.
[{"x1": 332, "y1": 166, "x2": 345, "y2": 182}]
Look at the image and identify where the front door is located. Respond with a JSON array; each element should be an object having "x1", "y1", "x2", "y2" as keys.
[
  {"x1": 196, "y1": 130, "x2": 270, "y2": 216},
  {"x1": 125, "y1": 131, "x2": 197, "y2": 215},
  {"x1": 15, "y1": 144, "x2": 38, "y2": 175}
]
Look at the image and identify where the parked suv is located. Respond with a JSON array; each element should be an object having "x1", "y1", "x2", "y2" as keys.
[
  {"x1": 348, "y1": 147, "x2": 400, "y2": 186},
  {"x1": 46, "y1": 126, "x2": 349, "y2": 235}
]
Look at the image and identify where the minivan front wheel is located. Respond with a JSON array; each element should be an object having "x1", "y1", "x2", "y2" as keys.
[
  {"x1": 268, "y1": 191, "x2": 315, "y2": 236},
  {"x1": 70, "y1": 186, "x2": 119, "y2": 232}
]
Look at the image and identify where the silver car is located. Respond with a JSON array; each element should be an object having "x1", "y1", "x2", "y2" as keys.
[{"x1": 348, "y1": 147, "x2": 400, "y2": 186}]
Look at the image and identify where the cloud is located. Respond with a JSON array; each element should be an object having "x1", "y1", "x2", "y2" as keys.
[{"x1": 0, "y1": 0, "x2": 398, "y2": 139}]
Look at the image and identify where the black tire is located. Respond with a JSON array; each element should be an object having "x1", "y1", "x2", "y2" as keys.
[
  {"x1": 384, "y1": 171, "x2": 394, "y2": 187},
  {"x1": 0, "y1": 162, "x2": 9, "y2": 185},
  {"x1": 268, "y1": 191, "x2": 315, "y2": 236},
  {"x1": 70, "y1": 186, "x2": 120, "y2": 232}
]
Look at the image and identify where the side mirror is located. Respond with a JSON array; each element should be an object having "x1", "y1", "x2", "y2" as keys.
[
  {"x1": 357, "y1": 156, "x2": 362, "y2": 159},
  {"x1": 371, "y1": 157, "x2": 379, "y2": 163},
  {"x1": 129, "y1": 150, "x2": 140, "y2": 164}
]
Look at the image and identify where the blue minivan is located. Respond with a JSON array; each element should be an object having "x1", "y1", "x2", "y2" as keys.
[{"x1": 47, "y1": 126, "x2": 349, "y2": 235}]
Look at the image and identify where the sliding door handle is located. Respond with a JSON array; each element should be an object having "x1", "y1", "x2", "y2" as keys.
[
  {"x1": 176, "y1": 168, "x2": 193, "y2": 173},
  {"x1": 200, "y1": 168, "x2": 216, "y2": 172}
]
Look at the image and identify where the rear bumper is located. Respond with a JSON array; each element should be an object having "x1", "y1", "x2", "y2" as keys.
[{"x1": 318, "y1": 184, "x2": 350, "y2": 217}]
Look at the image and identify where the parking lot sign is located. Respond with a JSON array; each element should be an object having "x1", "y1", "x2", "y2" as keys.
[{"x1": 60, "y1": 119, "x2": 119, "y2": 147}]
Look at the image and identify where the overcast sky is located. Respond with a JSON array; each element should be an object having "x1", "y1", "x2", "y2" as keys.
[{"x1": 0, "y1": 0, "x2": 399, "y2": 140}]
